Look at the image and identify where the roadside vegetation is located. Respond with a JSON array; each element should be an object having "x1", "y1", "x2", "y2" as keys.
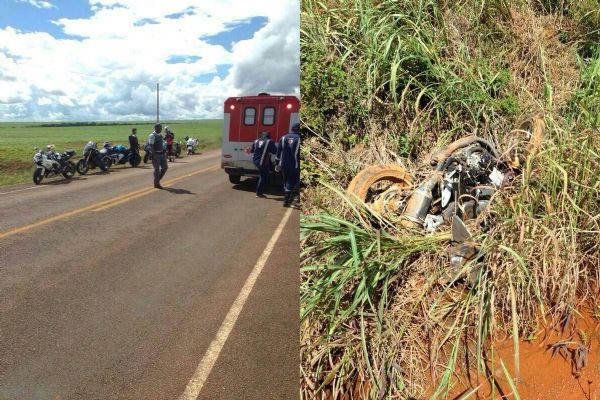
[
  {"x1": 300, "y1": 0, "x2": 600, "y2": 398},
  {"x1": 0, "y1": 120, "x2": 222, "y2": 186}
]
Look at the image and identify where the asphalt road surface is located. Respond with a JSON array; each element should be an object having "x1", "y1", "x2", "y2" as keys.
[{"x1": 0, "y1": 150, "x2": 299, "y2": 400}]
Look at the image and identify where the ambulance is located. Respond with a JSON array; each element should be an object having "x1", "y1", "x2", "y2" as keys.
[{"x1": 221, "y1": 93, "x2": 300, "y2": 183}]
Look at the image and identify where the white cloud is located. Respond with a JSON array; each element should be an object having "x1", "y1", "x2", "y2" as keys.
[
  {"x1": 0, "y1": 0, "x2": 299, "y2": 121},
  {"x1": 15, "y1": 0, "x2": 56, "y2": 9},
  {"x1": 37, "y1": 97, "x2": 53, "y2": 105}
]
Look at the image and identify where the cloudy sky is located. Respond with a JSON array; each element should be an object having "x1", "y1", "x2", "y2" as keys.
[{"x1": 0, "y1": 0, "x2": 300, "y2": 121}]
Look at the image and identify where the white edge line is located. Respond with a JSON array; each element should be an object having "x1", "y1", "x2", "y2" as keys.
[
  {"x1": 0, "y1": 185, "x2": 43, "y2": 195},
  {"x1": 178, "y1": 207, "x2": 294, "y2": 400}
]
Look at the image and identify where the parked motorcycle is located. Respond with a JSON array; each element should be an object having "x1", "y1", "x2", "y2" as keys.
[
  {"x1": 186, "y1": 138, "x2": 199, "y2": 155},
  {"x1": 143, "y1": 141, "x2": 168, "y2": 163},
  {"x1": 32, "y1": 147, "x2": 77, "y2": 184},
  {"x1": 76, "y1": 141, "x2": 111, "y2": 175},
  {"x1": 143, "y1": 143, "x2": 153, "y2": 164},
  {"x1": 100, "y1": 143, "x2": 141, "y2": 167},
  {"x1": 174, "y1": 141, "x2": 182, "y2": 158}
]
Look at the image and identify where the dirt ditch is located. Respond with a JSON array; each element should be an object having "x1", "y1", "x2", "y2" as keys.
[{"x1": 448, "y1": 309, "x2": 600, "y2": 399}]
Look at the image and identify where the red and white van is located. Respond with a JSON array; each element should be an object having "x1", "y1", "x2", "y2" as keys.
[{"x1": 221, "y1": 93, "x2": 300, "y2": 183}]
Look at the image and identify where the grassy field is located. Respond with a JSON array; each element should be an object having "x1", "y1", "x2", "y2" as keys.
[
  {"x1": 0, "y1": 120, "x2": 222, "y2": 186},
  {"x1": 300, "y1": 0, "x2": 599, "y2": 398}
]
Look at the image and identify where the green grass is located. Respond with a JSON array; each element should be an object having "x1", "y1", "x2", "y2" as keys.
[
  {"x1": 300, "y1": 0, "x2": 600, "y2": 398},
  {"x1": 0, "y1": 120, "x2": 223, "y2": 186}
]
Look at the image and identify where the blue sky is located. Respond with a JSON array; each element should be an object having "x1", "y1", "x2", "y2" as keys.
[
  {"x1": 0, "y1": 0, "x2": 93, "y2": 39},
  {"x1": 204, "y1": 16, "x2": 269, "y2": 52},
  {"x1": 0, "y1": 1, "x2": 299, "y2": 121}
]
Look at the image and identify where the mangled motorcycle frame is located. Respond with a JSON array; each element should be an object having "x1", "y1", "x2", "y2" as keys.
[{"x1": 347, "y1": 118, "x2": 544, "y2": 281}]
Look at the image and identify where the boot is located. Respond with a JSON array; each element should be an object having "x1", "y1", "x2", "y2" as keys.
[{"x1": 283, "y1": 192, "x2": 291, "y2": 207}]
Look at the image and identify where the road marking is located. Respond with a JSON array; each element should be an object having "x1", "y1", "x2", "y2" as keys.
[
  {"x1": 178, "y1": 207, "x2": 294, "y2": 400},
  {"x1": 90, "y1": 166, "x2": 219, "y2": 212},
  {"x1": 0, "y1": 165, "x2": 220, "y2": 240},
  {"x1": 0, "y1": 186, "x2": 43, "y2": 195}
]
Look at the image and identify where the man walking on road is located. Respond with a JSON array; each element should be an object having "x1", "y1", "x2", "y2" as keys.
[
  {"x1": 251, "y1": 131, "x2": 277, "y2": 198},
  {"x1": 148, "y1": 123, "x2": 168, "y2": 189},
  {"x1": 276, "y1": 123, "x2": 300, "y2": 207}
]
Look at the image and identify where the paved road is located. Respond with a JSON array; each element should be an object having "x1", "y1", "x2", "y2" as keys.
[{"x1": 0, "y1": 150, "x2": 299, "y2": 400}]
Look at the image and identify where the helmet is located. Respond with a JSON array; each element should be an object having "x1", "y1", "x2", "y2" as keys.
[
  {"x1": 46, "y1": 144, "x2": 55, "y2": 152},
  {"x1": 291, "y1": 123, "x2": 300, "y2": 132},
  {"x1": 165, "y1": 126, "x2": 171, "y2": 133}
]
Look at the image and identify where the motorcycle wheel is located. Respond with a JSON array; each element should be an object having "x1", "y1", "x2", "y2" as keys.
[
  {"x1": 130, "y1": 153, "x2": 141, "y2": 167},
  {"x1": 63, "y1": 161, "x2": 76, "y2": 179},
  {"x1": 346, "y1": 164, "x2": 413, "y2": 209},
  {"x1": 102, "y1": 156, "x2": 113, "y2": 170},
  {"x1": 76, "y1": 159, "x2": 89, "y2": 175},
  {"x1": 33, "y1": 169, "x2": 44, "y2": 184},
  {"x1": 143, "y1": 153, "x2": 150, "y2": 164}
]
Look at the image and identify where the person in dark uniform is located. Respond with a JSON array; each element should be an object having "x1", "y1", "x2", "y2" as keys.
[
  {"x1": 276, "y1": 123, "x2": 301, "y2": 207},
  {"x1": 129, "y1": 128, "x2": 140, "y2": 155},
  {"x1": 251, "y1": 131, "x2": 277, "y2": 198},
  {"x1": 147, "y1": 123, "x2": 167, "y2": 189}
]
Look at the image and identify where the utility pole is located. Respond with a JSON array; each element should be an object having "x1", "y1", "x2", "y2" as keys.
[{"x1": 156, "y1": 82, "x2": 160, "y2": 123}]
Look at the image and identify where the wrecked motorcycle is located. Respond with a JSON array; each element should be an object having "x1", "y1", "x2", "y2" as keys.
[{"x1": 347, "y1": 118, "x2": 544, "y2": 282}]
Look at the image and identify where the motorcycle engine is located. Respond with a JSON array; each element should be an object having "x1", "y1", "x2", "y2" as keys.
[{"x1": 439, "y1": 143, "x2": 503, "y2": 222}]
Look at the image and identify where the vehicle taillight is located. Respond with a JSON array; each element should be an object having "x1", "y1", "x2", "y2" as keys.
[
  {"x1": 224, "y1": 154, "x2": 232, "y2": 158},
  {"x1": 286, "y1": 103, "x2": 292, "y2": 109},
  {"x1": 230, "y1": 105, "x2": 235, "y2": 110}
]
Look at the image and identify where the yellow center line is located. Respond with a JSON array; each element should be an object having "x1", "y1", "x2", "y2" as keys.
[
  {"x1": 90, "y1": 165, "x2": 219, "y2": 212},
  {"x1": 0, "y1": 164, "x2": 220, "y2": 240}
]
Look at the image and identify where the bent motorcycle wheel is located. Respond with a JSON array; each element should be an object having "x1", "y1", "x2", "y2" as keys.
[
  {"x1": 76, "y1": 159, "x2": 89, "y2": 175},
  {"x1": 33, "y1": 169, "x2": 44, "y2": 184},
  {"x1": 508, "y1": 115, "x2": 545, "y2": 168},
  {"x1": 347, "y1": 164, "x2": 413, "y2": 204},
  {"x1": 521, "y1": 115, "x2": 545, "y2": 156}
]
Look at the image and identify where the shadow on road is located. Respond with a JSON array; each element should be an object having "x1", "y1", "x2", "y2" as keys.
[
  {"x1": 43, "y1": 177, "x2": 87, "y2": 185},
  {"x1": 162, "y1": 187, "x2": 195, "y2": 195},
  {"x1": 231, "y1": 178, "x2": 285, "y2": 202}
]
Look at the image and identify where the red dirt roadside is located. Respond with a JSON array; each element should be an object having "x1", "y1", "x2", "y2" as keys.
[{"x1": 451, "y1": 309, "x2": 600, "y2": 400}]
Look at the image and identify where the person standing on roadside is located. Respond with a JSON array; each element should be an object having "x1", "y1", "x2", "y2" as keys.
[
  {"x1": 251, "y1": 131, "x2": 277, "y2": 198},
  {"x1": 148, "y1": 123, "x2": 167, "y2": 189},
  {"x1": 129, "y1": 128, "x2": 140, "y2": 155},
  {"x1": 276, "y1": 123, "x2": 300, "y2": 207},
  {"x1": 164, "y1": 126, "x2": 175, "y2": 162}
]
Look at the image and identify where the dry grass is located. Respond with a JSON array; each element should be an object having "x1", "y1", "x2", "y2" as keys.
[{"x1": 300, "y1": 0, "x2": 600, "y2": 398}]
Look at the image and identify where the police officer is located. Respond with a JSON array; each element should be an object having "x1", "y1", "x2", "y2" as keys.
[
  {"x1": 129, "y1": 128, "x2": 139, "y2": 155},
  {"x1": 251, "y1": 131, "x2": 277, "y2": 198},
  {"x1": 276, "y1": 123, "x2": 300, "y2": 207},
  {"x1": 148, "y1": 123, "x2": 168, "y2": 189}
]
